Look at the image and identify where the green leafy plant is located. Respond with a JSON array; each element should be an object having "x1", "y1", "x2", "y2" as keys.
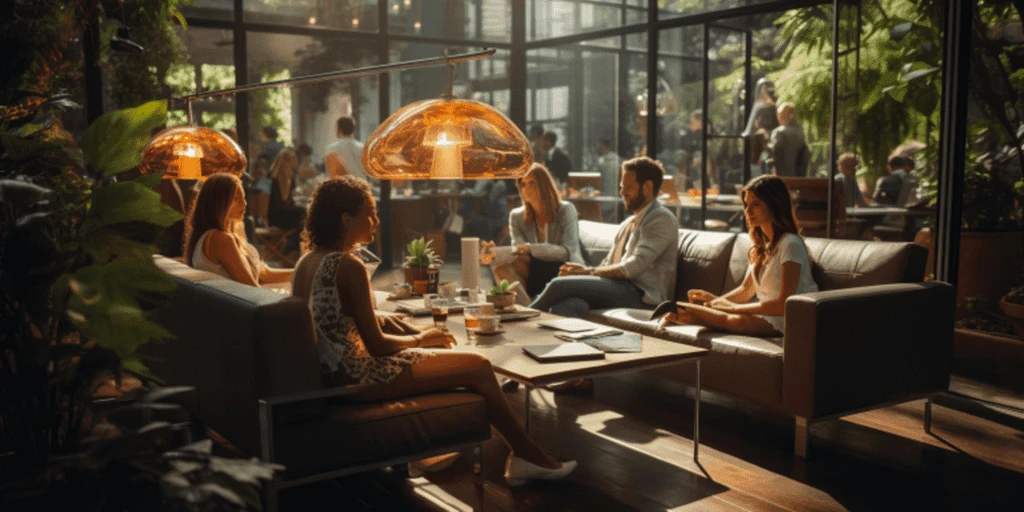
[
  {"x1": 404, "y1": 236, "x2": 441, "y2": 268},
  {"x1": 101, "y1": 0, "x2": 192, "y2": 110},
  {"x1": 1, "y1": 386, "x2": 280, "y2": 510},
  {"x1": 956, "y1": 295, "x2": 1018, "y2": 338},
  {"x1": 489, "y1": 279, "x2": 512, "y2": 296},
  {"x1": 770, "y1": 0, "x2": 1023, "y2": 230},
  {"x1": 2, "y1": 2, "x2": 277, "y2": 508}
]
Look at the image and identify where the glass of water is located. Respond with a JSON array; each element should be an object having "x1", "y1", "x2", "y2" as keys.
[{"x1": 431, "y1": 299, "x2": 449, "y2": 332}]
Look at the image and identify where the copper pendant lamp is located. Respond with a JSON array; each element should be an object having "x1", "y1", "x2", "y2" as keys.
[
  {"x1": 140, "y1": 124, "x2": 247, "y2": 180},
  {"x1": 363, "y1": 96, "x2": 532, "y2": 180},
  {"x1": 139, "y1": 49, "x2": 525, "y2": 182}
]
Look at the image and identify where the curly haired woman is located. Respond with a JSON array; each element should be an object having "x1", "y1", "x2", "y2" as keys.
[{"x1": 289, "y1": 176, "x2": 576, "y2": 486}]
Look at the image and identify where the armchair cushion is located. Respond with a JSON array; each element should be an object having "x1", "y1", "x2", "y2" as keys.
[{"x1": 274, "y1": 391, "x2": 489, "y2": 479}]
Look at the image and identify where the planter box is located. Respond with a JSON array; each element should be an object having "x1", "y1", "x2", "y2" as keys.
[{"x1": 953, "y1": 327, "x2": 1024, "y2": 391}]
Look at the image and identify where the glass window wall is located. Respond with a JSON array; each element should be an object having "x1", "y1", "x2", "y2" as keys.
[
  {"x1": 244, "y1": 0, "x2": 379, "y2": 31},
  {"x1": 389, "y1": 0, "x2": 512, "y2": 42}
]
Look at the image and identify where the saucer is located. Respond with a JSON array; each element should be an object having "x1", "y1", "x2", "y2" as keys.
[{"x1": 474, "y1": 328, "x2": 505, "y2": 336}]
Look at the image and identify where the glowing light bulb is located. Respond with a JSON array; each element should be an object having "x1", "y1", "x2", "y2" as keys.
[
  {"x1": 413, "y1": 21, "x2": 421, "y2": 33},
  {"x1": 429, "y1": 132, "x2": 464, "y2": 179},
  {"x1": 404, "y1": 0, "x2": 411, "y2": 7},
  {"x1": 392, "y1": 4, "x2": 400, "y2": 13},
  {"x1": 352, "y1": 18, "x2": 360, "y2": 28},
  {"x1": 174, "y1": 142, "x2": 204, "y2": 180},
  {"x1": 308, "y1": 15, "x2": 317, "y2": 24}
]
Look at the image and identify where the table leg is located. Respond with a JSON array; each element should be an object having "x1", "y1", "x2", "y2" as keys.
[
  {"x1": 694, "y1": 359, "x2": 701, "y2": 462},
  {"x1": 523, "y1": 385, "x2": 531, "y2": 434}
]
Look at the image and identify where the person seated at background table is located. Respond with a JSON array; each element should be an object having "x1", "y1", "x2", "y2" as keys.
[
  {"x1": 249, "y1": 155, "x2": 272, "y2": 228},
  {"x1": 268, "y1": 147, "x2": 307, "y2": 257},
  {"x1": 873, "y1": 153, "x2": 915, "y2": 206},
  {"x1": 835, "y1": 152, "x2": 869, "y2": 207},
  {"x1": 657, "y1": 175, "x2": 818, "y2": 336},
  {"x1": 289, "y1": 176, "x2": 576, "y2": 485},
  {"x1": 541, "y1": 131, "x2": 572, "y2": 186},
  {"x1": 530, "y1": 157, "x2": 679, "y2": 318},
  {"x1": 183, "y1": 173, "x2": 293, "y2": 286},
  {"x1": 479, "y1": 164, "x2": 584, "y2": 305},
  {"x1": 462, "y1": 178, "x2": 511, "y2": 243}
]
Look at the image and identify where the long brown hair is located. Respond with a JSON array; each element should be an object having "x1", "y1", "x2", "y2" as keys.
[
  {"x1": 183, "y1": 173, "x2": 242, "y2": 266},
  {"x1": 301, "y1": 176, "x2": 372, "y2": 253},
  {"x1": 740, "y1": 175, "x2": 800, "y2": 277},
  {"x1": 517, "y1": 163, "x2": 561, "y2": 227},
  {"x1": 270, "y1": 148, "x2": 298, "y2": 201}
]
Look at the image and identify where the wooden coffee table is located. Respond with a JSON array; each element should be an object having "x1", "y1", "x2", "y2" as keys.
[{"x1": 375, "y1": 292, "x2": 710, "y2": 461}]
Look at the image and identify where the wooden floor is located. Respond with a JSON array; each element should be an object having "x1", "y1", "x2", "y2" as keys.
[{"x1": 271, "y1": 264, "x2": 1024, "y2": 511}]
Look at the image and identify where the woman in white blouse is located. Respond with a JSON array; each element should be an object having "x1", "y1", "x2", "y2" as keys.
[
  {"x1": 481, "y1": 164, "x2": 584, "y2": 304},
  {"x1": 658, "y1": 175, "x2": 818, "y2": 336}
]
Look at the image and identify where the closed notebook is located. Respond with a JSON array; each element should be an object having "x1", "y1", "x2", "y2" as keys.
[{"x1": 522, "y1": 343, "x2": 605, "y2": 363}]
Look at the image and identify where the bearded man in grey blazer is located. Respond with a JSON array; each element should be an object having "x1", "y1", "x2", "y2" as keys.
[{"x1": 530, "y1": 156, "x2": 679, "y2": 318}]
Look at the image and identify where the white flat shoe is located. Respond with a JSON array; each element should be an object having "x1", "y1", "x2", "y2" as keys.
[{"x1": 504, "y1": 456, "x2": 577, "y2": 486}]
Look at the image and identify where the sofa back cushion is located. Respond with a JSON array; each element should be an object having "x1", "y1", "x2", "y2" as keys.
[
  {"x1": 675, "y1": 229, "x2": 738, "y2": 298},
  {"x1": 150, "y1": 256, "x2": 321, "y2": 456},
  {"x1": 723, "y1": 235, "x2": 927, "y2": 292},
  {"x1": 578, "y1": 219, "x2": 620, "y2": 266},
  {"x1": 803, "y1": 237, "x2": 927, "y2": 289}
]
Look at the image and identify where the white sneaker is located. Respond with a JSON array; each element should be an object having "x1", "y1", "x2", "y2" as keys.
[{"x1": 504, "y1": 456, "x2": 577, "y2": 486}]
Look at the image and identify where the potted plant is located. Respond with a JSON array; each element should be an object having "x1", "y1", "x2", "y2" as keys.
[
  {"x1": 404, "y1": 236, "x2": 441, "y2": 295},
  {"x1": 1000, "y1": 284, "x2": 1024, "y2": 338},
  {"x1": 1, "y1": 2, "x2": 279, "y2": 505},
  {"x1": 487, "y1": 279, "x2": 518, "y2": 309}
]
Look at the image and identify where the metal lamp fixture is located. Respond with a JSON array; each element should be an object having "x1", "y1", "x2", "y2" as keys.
[{"x1": 140, "y1": 49, "x2": 530, "y2": 181}]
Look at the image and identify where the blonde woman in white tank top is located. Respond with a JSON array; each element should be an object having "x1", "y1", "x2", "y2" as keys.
[
  {"x1": 657, "y1": 175, "x2": 818, "y2": 336},
  {"x1": 183, "y1": 174, "x2": 293, "y2": 286}
]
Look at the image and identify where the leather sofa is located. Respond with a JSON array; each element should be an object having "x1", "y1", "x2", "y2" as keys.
[
  {"x1": 574, "y1": 220, "x2": 954, "y2": 457},
  {"x1": 147, "y1": 256, "x2": 491, "y2": 511}
]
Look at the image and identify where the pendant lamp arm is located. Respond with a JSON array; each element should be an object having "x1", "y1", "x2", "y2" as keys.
[{"x1": 181, "y1": 48, "x2": 495, "y2": 113}]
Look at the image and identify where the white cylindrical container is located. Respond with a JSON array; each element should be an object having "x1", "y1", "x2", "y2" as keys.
[{"x1": 461, "y1": 237, "x2": 480, "y2": 293}]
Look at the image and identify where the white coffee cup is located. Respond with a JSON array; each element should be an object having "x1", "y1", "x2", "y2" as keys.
[
  {"x1": 393, "y1": 283, "x2": 412, "y2": 299},
  {"x1": 477, "y1": 315, "x2": 500, "y2": 333},
  {"x1": 424, "y1": 293, "x2": 439, "y2": 308}
]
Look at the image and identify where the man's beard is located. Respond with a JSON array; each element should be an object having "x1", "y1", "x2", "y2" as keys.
[{"x1": 626, "y1": 191, "x2": 647, "y2": 212}]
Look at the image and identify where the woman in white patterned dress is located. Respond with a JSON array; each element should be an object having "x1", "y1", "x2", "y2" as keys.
[
  {"x1": 290, "y1": 176, "x2": 576, "y2": 486},
  {"x1": 183, "y1": 173, "x2": 292, "y2": 286},
  {"x1": 658, "y1": 174, "x2": 818, "y2": 336}
]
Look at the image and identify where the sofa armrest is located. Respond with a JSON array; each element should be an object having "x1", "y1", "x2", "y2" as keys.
[
  {"x1": 259, "y1": 383, "x2": 385, "y2": 408},
  {"x1": 783, "y1": 281, "x2": 954, "y2": 419}
]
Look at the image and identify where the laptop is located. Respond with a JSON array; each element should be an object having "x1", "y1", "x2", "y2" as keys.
[{"x1": 523, "y1": 343, "x2": 605, "y2": 363}]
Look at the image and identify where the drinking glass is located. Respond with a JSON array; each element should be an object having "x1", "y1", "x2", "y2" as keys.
[{"x1": 431, "y1": 299, "x2": 449, "y2": 332}]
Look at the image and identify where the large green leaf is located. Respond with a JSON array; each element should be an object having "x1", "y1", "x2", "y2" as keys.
[
  {"x1": 122, "y1": 357, "x2": 164, "y2": 385},
  {"x1": 80, "y1": 227, "x2": 160, "y2": 263},
  {"x1": 132, "y1": 171, "x2": 165, "y2": 189},
  {"x1": 81, "y1": 181, "x2": 182, "y2": 233},
  {"x1": 63, "y1": 255, "x2": 177, "y2": 357},
  {"x1": 81, "y1": 100, "x2": 167, "y2": 176}
]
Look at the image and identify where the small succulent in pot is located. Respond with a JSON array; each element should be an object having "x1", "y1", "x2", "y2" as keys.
[{"x1": 487, "y1": 279, "x2": 518, "y2": 309}]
